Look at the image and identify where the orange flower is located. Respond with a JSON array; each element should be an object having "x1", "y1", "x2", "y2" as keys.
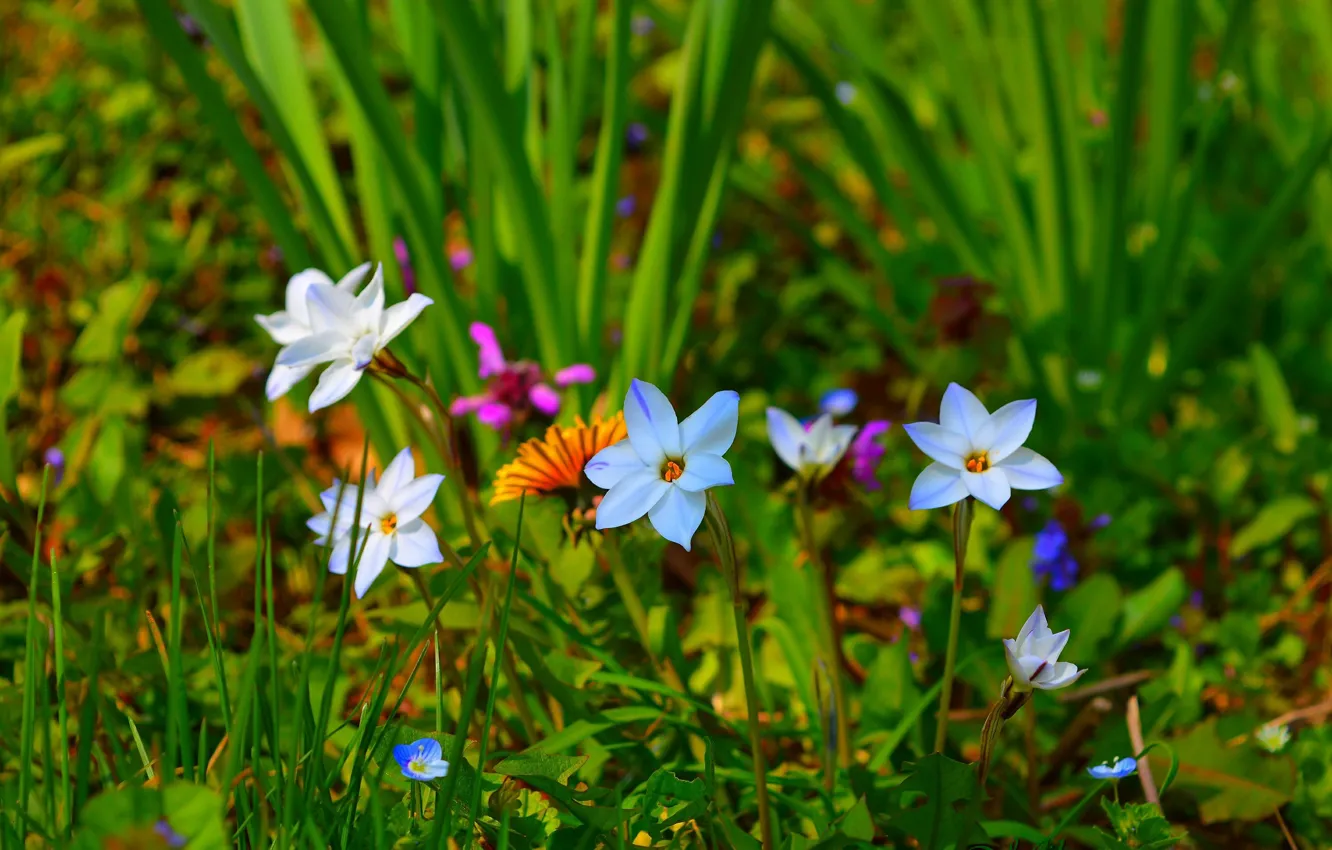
[{"x1": 490, "y1": 413, "x2": 628, "y2": 505}]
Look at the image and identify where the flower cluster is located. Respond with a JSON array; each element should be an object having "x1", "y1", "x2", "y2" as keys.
[
  {"x1": 257, "y1": 262, "x2": 433, "y2": 411},
  {"x1": 450, "y1": 322, "x2": 596, "y2": 431}
]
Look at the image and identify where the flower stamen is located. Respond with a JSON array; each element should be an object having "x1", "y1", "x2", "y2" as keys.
[
  {"x1": 964, "y1": 451, "x2": 990, "y2": 473},
  {"x1": 662, "y1": 460, "x2": 684, "y2": 483},
  {"x1": 379, "y1": 513, "x2": 398, "y2": 535}
]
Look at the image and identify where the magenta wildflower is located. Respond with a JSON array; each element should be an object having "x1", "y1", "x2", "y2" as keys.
[
  {"x1": 849, "y1": 421, "x2": 891, "y2": 490},
  {"x1": 449, "y1": 246, "x2": 474, "y2": 271},
  {"x1": 393, "y1": 237, "x2": 415, "y2": 295},
  {"x1": 900, "y1": 605, "x2": 921, "y2": 630},
  {"x1": 450, "y1": 323, "x2": 596, "y2": 431}
]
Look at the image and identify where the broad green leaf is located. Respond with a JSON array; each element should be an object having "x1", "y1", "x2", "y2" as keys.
[
  {"x1": 1155, "y1": 720, "x2": 1296, "y2": 823},
  {"x1": 167, "y1": 348, "x2": 253, "y2": 397},
  {"x1": 494, "y1": 751, "x2": 587, "y2": 786},
  {"x1": 73, "y1": 784, "x2": 226, "y2": 850},
  {"x1": 71, "y1": 280, "x2": 150, "y2": 364},
  {"x1": 987, "y1": 537, "x2": 1038, "y2": 639},
  {"x1": 1118, "y1": 568, "x2": 1186, "y2": 646},
  {"x1": 1249, "y1": 343, "x2": 1299, "y2": 453},
  {"x1": 1058, "y1": 574, "x2": 1122, "y2": 660},
  {"x1": 1231, "y1": 496, "x2": 1317, "y2": 558},
  {"x1": 891, "y1": 753, "x2": 983, "y2": 849}
]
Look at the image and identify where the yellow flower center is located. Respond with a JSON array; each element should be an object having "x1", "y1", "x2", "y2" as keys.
[
  {"x1": 662, "y1": 460, "x2": 684, "y2": 483},
  {"x1": 379, "y1": 513, "x2": 398, "y2": 535},
  {"x1": 964, "y1": 451, "x2": 990, "y2": 473}
]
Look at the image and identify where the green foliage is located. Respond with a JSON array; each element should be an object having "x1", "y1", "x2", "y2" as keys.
[{"x1": 5, "y1": 0, "x2": 1332, "y2": 846}]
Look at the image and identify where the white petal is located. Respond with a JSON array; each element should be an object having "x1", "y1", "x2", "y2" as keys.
[
  {"x1": 351, "y1": 334, "x2": 378, "y2": 370},
  {"x1": 647, "y1": 487, "x2": 707, "y2": 550},
  {"x1": 353, "y1": 263, "x2": 385, "y2": 317},
  {"x1": 624, "y1": 379, "x2": 680, "y2": 465},
  {"x1": 328, "y1": 536, "x2": 352, "y2": 575},
  {"x1": 766, "y1": 407, "x2": 807, "y2": 471},
  {"x1": 1014, "y1": 605, "x2": 1049, "y2": 653},
  {"x1": 675, "y1": 453, "x2": 732, "y2": 492},
  {"x1": 680, "y1": 390, "x2": 740, "y2": 456},
  {"x1": 390, "y1": 519, "x2": 444, "y2": 567},
  {"x1": 1003, "y1": 639, "x2": 1026, "y2": 683},
  {"x1": 908, "y1": 463, "x2": 969, "y2": 510},
  {"x1": 353, "y1": 533, "x2": 393, "y2": 598},
  {"x1": 377, "y1": 447, "x2": 417, "y2": 496},
  {"x1": 309, "y1": 361, "x2": 363, "y2": 412},
  {"x1": 390, "y1": 474, "x2": 445, "y2": 524},
  {"x1": 962, "y1": 468, "x2": 1011, "y2": 510},
  {"x1": 276, "y1": 330, "x2": 347, "y2": 368},
  {"x1": 1012, "y1": 654, "x2": 1048, "y2": 686},
  {"x1": 307, "y1": 513, "x2": 334, "y2": 542},
  {"x1": 804, "y1": 415, "x2": 833, "y2": 465},
  {"x1": 1029, "y1": 628, "x2": 1070, "y2": 664},
  {"x1": 286, "y1": 268, "x2": 335, "y2": 323},
  {"x1": 902, "y1": 422, "x2": 969, "y2": 469},
  {"x1": 255, "y1": 311, "x2": 308, "y2": 345},
  {"x1": 995, "y1": 448, "x2": 1063, "y2": 491},
  {"x1": 378, "y1": 294, "x2": 433, "y2": 347},
  {"x1": 595, "y1": 469, "x2": 670, "y2": 530},
  {"x1": 984, "y1": 399, "x2": 1037, "y2": 462},
  {"x1": 265, "y1": 363, "x2": 313, "y2": 401},
  {"x1": 306, "y1": 284, "x2": 359, "y2": 334},
  {"x1": 938, "y1": 382, "x2": 990, "y2": 444},
  {"x1": 333, "y1": 261, "x2": 373, "y2": 292},
  {"x1": 585, "y1": 440, "x2": 649, "y2": 490},
  {"x1": 819, "y1": 424, "x2": 859, "y2": 466},
  {"x1": 1032, "y1": 662, "x2": 1084, "y2": 690}
]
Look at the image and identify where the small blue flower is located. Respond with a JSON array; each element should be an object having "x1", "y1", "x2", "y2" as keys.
[
  {"x1": 155, "y1": 819, "x2": 187, "y2": 847},
  {"x1": 1087, "y1": 757, "x2": 1137, "y2": 780},
  {"x1": 626, "y1": 122, "x2": 649, "y2": 149},
  {"x1": 834, "y1": 81, "x2": 857, "y2": 105},
  {"x1": 43, "y1": 447, "x2": 65, "y2": 486},
  {"x1": 1089, "y1": 513, "x2": 1111, "y2": 530},
  {"x1": 819, "y1": 388, "x2": 858, "y2": 417},
  {"x1": 615, "y1": 195, "x2": 637, "y2": 218},
  {"x1": 393, "y1": 738, "x2": 450, "y2": 781},
  {"x1": 1032, "y1": 520, "x2": 1078, "y2": 591}
]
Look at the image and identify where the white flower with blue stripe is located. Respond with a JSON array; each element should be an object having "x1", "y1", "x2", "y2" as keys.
[
  {"x1": 585, "y1": 379, "x2": 739, "y2": 550},
  {"x1": 903, "y1": 382, "x2": 1063, "y2": 511}
]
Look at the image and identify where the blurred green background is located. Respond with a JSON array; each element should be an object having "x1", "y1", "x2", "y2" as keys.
[{"x1": 4, "y1": 0, "x2": 1332, "y2": 846}]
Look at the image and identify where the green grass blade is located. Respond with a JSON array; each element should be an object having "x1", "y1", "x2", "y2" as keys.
[
  {"x1": 18, "y1": 467, "x2": 49, "y2": 820},
  {"x1": 234, "y1": 0, "x2": 356, "y2": 252},
  {"x1": 575, "y1": 0, "x2": 631, "y2": 367},
  {"x1": 50, "y1": 549, "x2": 70, "y2": 837},
  {"x1": 135, "y1": 0, "x2": 313, "y2": 269},
  {"x1": 428, "y1": 0, "x2": 567, "y2": 372}
]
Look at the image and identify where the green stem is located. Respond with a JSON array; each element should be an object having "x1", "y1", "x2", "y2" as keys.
[
  {"x1": 934, "y1": 498, "x2": 973, "y2": 754},
  {"x1": 602, "y1": 534, "x2": 689, "y2": 695},
  {"x1": 794, "y1": 483, "x2": 850, "y2": 779},
  {"x1": 705, "y1": 493, "x2": 775, "y2": 850}
]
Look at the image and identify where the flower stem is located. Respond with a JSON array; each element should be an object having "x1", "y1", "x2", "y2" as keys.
[
  {"x1": 705, "y1": 493, "x2": 775, "y2": 850},
  {"x1": 934, "y1": 497, "x2": 973, "y2": 754},
  {"x1": 794, "y1": 483, "x2": 850, "y2": 778},
  {"x1": 601, "y1": 534, "x2": 689, "y2": 696}
]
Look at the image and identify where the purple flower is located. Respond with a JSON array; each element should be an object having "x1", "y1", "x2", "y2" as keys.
[
  {"x1": 155, "y1": 820, "x2": 187, "y2": 847},
  {"x1": 394, "y1": 237, "x2": 416, "y2": 295},
  {"x1": 711, "y1": 230, "x2": 722, "y2": 250},
  {"x1": 449, "y1": 322, "x2": 596, "y2": 431},
  {"x1": 43, "y1": 447, "x2": 64, "y2": 486},
  {"x1": 849, "y1": 421, "x2": 891, "y2": 490},
  {"x1": 449, "y1": 246, "x2": 474, "y2": 271},
  {"x1": 1021, "y1": 496, "x2": 1039, "y2": 511},
  {"x1": 1190, "y1": 590, "x2": 1204, "y2": 610},
  {"x1": 615, "y1": 195, "x2": 637, "y2": 218},
  {"x1": 612, "y1": 253, "x2": 634, "y2": 270},
  {"x1": 631, "y1": 14, "x2": 655, "y2": 35},
  {"x1": 819, "y1": 388, "x2": 858, "y2": 417},
  {"x1": 626, "y1": 122, "x2": 649, "y2": 150},
  {"x1": 1032, "y1": 520, "x2": 1078, "y2": 591},
  {"x1": 1089, "y1": 513, "x2": 1111, "y2": 530},
  {"x1": 900, "y1": 605, "x2": 921, "y2": 630}
]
